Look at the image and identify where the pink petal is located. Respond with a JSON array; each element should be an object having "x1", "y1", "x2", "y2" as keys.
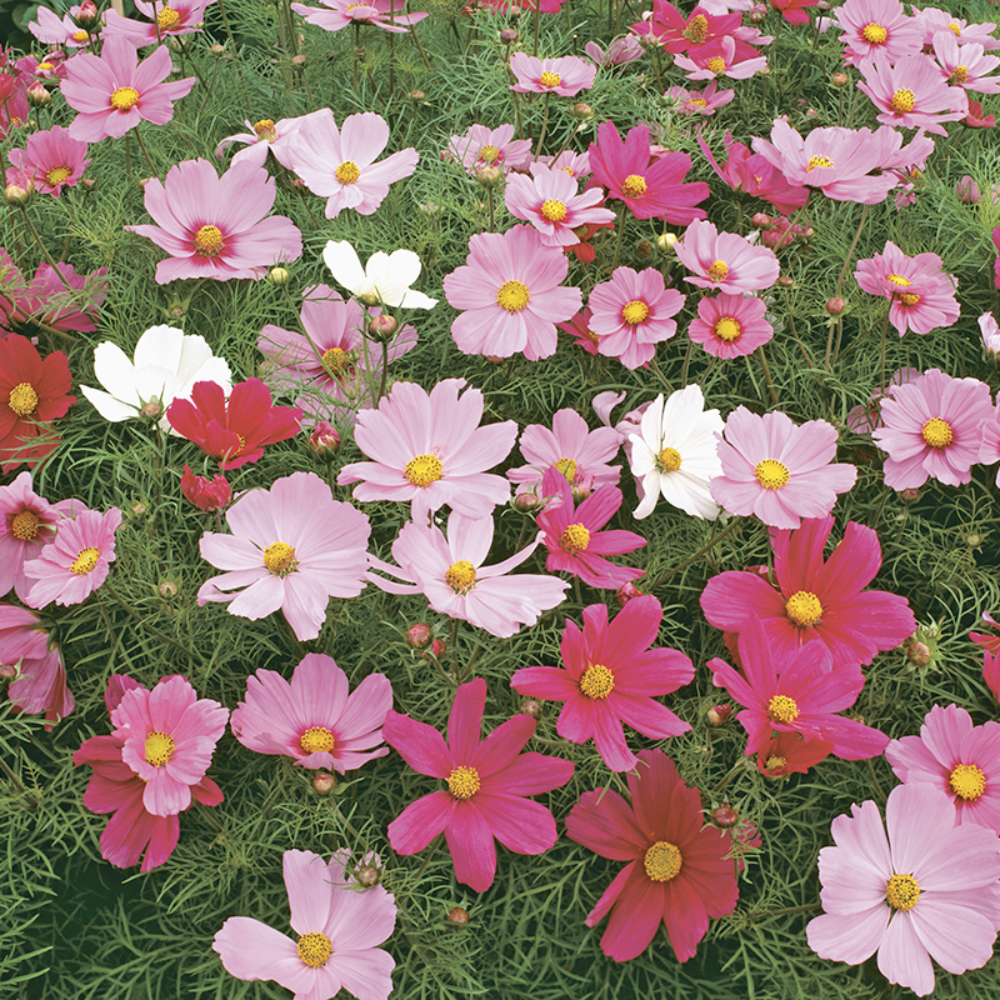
[
  {"x1": 445, "y1": 800, "x2": 497, "y2": 892},
  {"x1": 284, "y1": 850, "x2": 333, "y2": 935},
  {"x1": 387, "y1": 791, "x2": 456, "y2": 855}
]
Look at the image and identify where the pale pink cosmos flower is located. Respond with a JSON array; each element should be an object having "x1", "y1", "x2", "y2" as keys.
[
  {"x1": 125, "y1": 158, "x2": 302, "y2": 284},
  {"x1": 215, "y1": 109, "x2": 333, "y2": 169},
  {"x1": 980, "y1": 311, "x2": 1000, "y2": 356},
  {"x1": 29, "y1": 5, "x2": 102, "y2": 47},
  {"x1": 872, "y1": 368, "x2": 994, "y2": 490},
  {"x1": 285, "y1": 111, "x2": 418, "y2": 219},
  {"x1": 111, "y1": 675, "x2": 228, "y2": 817},
  {"x1": 539, "y1": 149, "x2": 591, "y2": 178},
  {"x1": 292, "y1": 0, "x2": 427, "y2": 33},
  {"x1": 584, "y1": 37, "x2": 644, "y2": 66},
  {"x1": 674, "y1": 36, "x2": 768, "y2": 80},
  {"x1": 915, "y1": 7, "x2": 1000, "y2": 49},
  {"x1": 443, "y1": 226, "x2": 583, "y2": 361},
  {"x1": 667, "y1": 80, "x2": 736, "y2": 115},
  {"x1": 5, "y1": 126, "x2": 89, "y2": 199},
  {"x1": 833, "y1": 0, "x2": 923, "y2": 68},
  {"x1": 510, "y1": 53, "x2": 597, "y2": 96},
  {"x1": 711, "y1": 407, "x2": 857, "y2": 529},
  {"x1": 674, "y1": 220, "x2": 780, "y2": 294},
  {"x1": 62, "y1": 36, "x2": 195, "y2": 142},
  {"x1": 845, "y1": 367, "x2": 920, "y2": 434},
  {"x1": 504, "y1": 164, "x2": 615, "y2": 247},
  {"x1": 337, "y1": 379, "x2": 517, "y2": 521},
  {"x1": 104, "y1": 0, "x2": 213, "y2": 44},
  {"x1": 1, "y1": 602, "x2": 72, "y2": 724},
  {"x1": 367, "y1": 511, "x2": 568, "y2": 637},
  {"x1": 587, "y1": 266, "x2": 685, "y2": 369},
  {"x1": 214, "y1": 849, "x2": 397, "y2": 1000},
  {"x1": 445, "y1": 123, "x2": 532, "y2": 175},
  {"x1": 197, "y1": 472, "x2": 371, "y2": 641},
  {"x1": 231, "y1": 653, "x2": 392, "y2": 773},
  {"x1": 859, "y1": 54, "x2": 969, "y2": 135},
  {"x1": 689, "y1": 293, "x2": 774, "y2": 358},
  {"x1": 931, "y1": 31, "x2": 1000, "y2": 93}
]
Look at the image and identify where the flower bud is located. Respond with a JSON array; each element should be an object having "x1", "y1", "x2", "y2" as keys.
[
  {"x1": 369, "y1": 313, "x2": 398, "y2": 339},
  {"x1": 158, "y1": 580, "x2": 179, "y2": 598},
  {"x1": 616, "y1": 581, "x2": 643, "y2": 607},
  {"x1": 751, "y1": 212, "x2": 771, "y2": 229},
  {"x1": 26, "y1": 83, "x2": 50, "y2": 108},
  {"x1": 636, "y1": 240, "x2": 652, "y2": 260},
  {"x1": 899, "y1": 487, "x2": 920, "y2": 503},
  {"x1": 140, "y1": 399, "x2": 162, "y2": 418},
  {"x1": 476, "y1": 166, "x2": 502, "y2": 187},
  {"x1": 406, "y1": 623, "x2": 432, "y2": 649},
  {"x1": 484, "y1": 355, "x2": 505, "y2": 365},
  {"x1": 422, "y1": 638, "x2": 446, "y2": 661},
  {"x1": 805, "y1": 108, "x2": 817, "y2": 117},
  {"x1": 825, "y1": 297, "x2": 845, "y2": 315},
  {"x1": 308, "y1": 421, "x2": 341, "y2": 457},
  {"x1": 712, "y1": 805, "x2": 739, "y2": 828},
  {"x1": 268, "y1": 266, "x2": 290, "y2": 284},
  {"x1": 956, "y1": 175, "x2": 980, "y2": 204},
  {"x1": 313, "y1": 771, "x2": 335, "y2": 795},
  {"x1": 409, "y1": 88, "x2": 427, "y2": 102},
  {"x1": 831, "y1": 71, "x2": 848, "y2": 86},
  {"x1": 513, "y1": 491, "x2": 538, "y2": 512},
  {"x1": 0, "y1": 660, "x2": 17, "y2": 679},
  {"x1": 572, "y1": 102, "x2": 594, "y2": 119},
  {"x1": 75, "y1": 0, "x2": 99, "y2": 27},
  {"x1": 816, "y1": 0, "x2": 830, "y2": 8},
  {"x1": 749, "y1": 3, "x2": 767, "y2": 22},
  {"x1": 420, "y1": 200, "x2": 440, "y2": 217},
  {"x1": 131, "y1": 501, "x2": 148, "y2": 516},
  {"x1": 758, "y1": 64, "x2": 771, "y2": 76},
  {"x1": 520, "y1": 699, "x2": 542, "y2": 719},
  {"x1": 707, "y1": 704, "x2": 732, "y2": 727},
  {"x1": 655, "y1": 233, "x2": 678, "y2": 252},
  {"x1": 500, "y1": 27, "x2": 519, "y2": 42},
  {"x1": 81, "y1": 177, "x2": 96, "y2": 189},
  {"x1": 967, "y1": 532, "x2": 982, "y2": 548},
  {"x1": 291, "y1": 54, "x2": 307, "y2": 67},
  {"x1": 356, "y1": 865, "x2": 380, "y2": 886},
  {"x1": 210, "y1": 43, "x2": 226, "y2": 55},
  {"x1": 447, "y1": 907, "x2": 470, "y2": 925},
  {"x1": 571, "y1": 483, "x2": 591, "y2": 502},
  {"x1": 4, "y1": 180, "x2": 34, "y2": 205},
  {"x1": 777, "y1": 275, "x2": 795, "y2": 288},
  {"x1": 180, "y1": 465, "x2": 232, "y2": 512},
  {"x1": 906, "y1": 641, "x2": 931, "y2": 667}
]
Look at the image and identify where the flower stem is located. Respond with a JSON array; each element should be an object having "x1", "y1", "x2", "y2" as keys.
[
  {"x1": 103, "y1": 581, "x2": 206, "y2": 664},
  {"x1": 756, "y1": 344, "x2": 779, "y2": 407},
  {"x1": 649, "y1": 517, "x2": 742, "y2": 590},
  {"x1": 536, "y1": 92, "x2": 551, "y2": 158}
]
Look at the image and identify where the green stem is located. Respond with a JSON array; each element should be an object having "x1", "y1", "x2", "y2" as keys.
[
  {"x1": 649, "y1": 517, "x2": 742, "y2": 590},
  {"x1": 103, "y1": 581, "x2": 206, "y2": 664}
]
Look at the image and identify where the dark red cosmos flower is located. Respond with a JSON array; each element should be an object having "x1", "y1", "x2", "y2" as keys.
[
  {"x1": 0, "y1": 334, "x2": 76, "y2": 472},
  {"x1": 965, "y1": 100, "x2": 996, "y2": 128},
  {"x1": 180, "y1": 465, "x2": 231, "y2": 512},
  {"x1": 756, "y1": 730, "x2": 833, "y2": 777},
  {"x1": 167, "y1": 379, "x2": 302, "y2": 470}
]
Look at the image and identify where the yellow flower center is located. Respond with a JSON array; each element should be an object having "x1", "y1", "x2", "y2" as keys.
[
  {"x1": 644, "y1": 840, "x2": 683, "y2": 882},
  {"x1": 707, "y1": 259, "x2": 729, "y2": 282},
  {"x1": 885, "y1": 873, "x2": 920, "y2": 911},
  {"x1": 404, "y1": 453, "x2": 443, "y2": 487},
  {"x1": 715, "y1": 317, "x2": 741, "y2": 342},
  {"x1": 685, "y1": 13, "x2": 709, "y2": 41},
  {"x1": 689, "y1": 97, "x2": 708, "y2": 107},
  {"x1": 765, "y1": 755, "x2": 787, "y2": 770},
  {"x1": 767, "y1": 694, "x2": 799, "y2": 724},
  {"x1": 144, "y1": 731, "x2": 175, "y2": 766},
  {"x1": 110, "y1": 86, "x2": 140, "y2": 111},
  {"x1": 11, "y1": 510, "x2": 40, "y2": 541},
  {"x1": 554, "y1": 457, "x2": 577, "y2": 481},
  {"x1": 72, "y1": 29, "x2": 89, "y2": 42},
  {"x1": 446, "y1": 560, "x2": 477, "y2": 594},
  {"x1": 497, "y1": 279, "x2": 531, "y2": 312},
  {"x1": 157, "y1": 6, "x2": 181, "y2": 29},
  {"x1": 899, "y1": 292, "x2": 920, "y2": 306},
  {"x1": 262, "y1": 541, "x2": 297, "y2": 575},
  {"x1": 540, "y1": 199, "x2": 567, "y2": 222},
  {"x1": 480, "y1": 144, "x2": 500, "y2": 164},
  {"x1": 921, "y1": 417, "x2": 953, "y2": 449},
  {"x1": 658, "y1": 447, "x2": 682, "y2": 472},
  {"x1": 38, "y1": 63, "x2": 55, "y2": 72},
  {"x1": 45, "y1": 166, "x2": 71, "y2": 186},
  {"x1": 336, "y1": 160, "x2": 361, "y2": 184},
  {"x1": 785, "y1": 590, "x2": 823, "y2": 627},
  {"x1": 950, "y1": 65, "x2": 969, "y2": 84},
  {"x1": 949, "y1": 763, "x2": 986, "y2": 801},
  {"x1": 891, "y1": 88, "x2": 916, "y2": 114},
  {"x1": 300, "y1": 726, "x2": 335, "y2": 754},
  {"x1": 886, "y1": 273, "x2": 910, "y2": 287},
  {"x1": 948, "y1": 22, "x2": 961, "y2": 36},
  {"x1": 322, "y1": 346, "x2": 351, "y2": 375},
  {"x1": 70, "y1": 547, "x2": 100, "y2": 575},
  {"x1": 806, "y1": 155, "x2": 834, "y2": 171},
  {"x1": 754, "y1": 459, "x2": 789, "y2": 490},
  {"x1": 297, "y1": 932, "x2": 333, "y2": 967},
  {"x1": 579, "y1": 663, "x2": 615, "y2": 699},
  {"x1": 622, "y1": 174, "x2": 647, "y2": 198},
  {"x1": 560, "y1": 523, "x2": 590, "y2": 554},
  {"x1": 706, "y1": 57, "x2": 726, "y2": 75},
  {"x1": 447, "y1": 765, "x2": 480, "y2": 800},
  {"x1": 8, "y1": 382, "x2": 38, "y2": 417},
  {"x1": 621, "y1": 300, "x2": 650, "y2": 326},
  {"x1": 862, "y1": 22, "x2": 888, "y2": 44},
  {"x1": 194, "y1": 225, "x2": 224, "y2": 258},
  {"x1": 253, "y1": 118, "x2": 277, "y2": 140},
  {"x1": 539, "y1": 71, "x2": 561, "y2": 88}
]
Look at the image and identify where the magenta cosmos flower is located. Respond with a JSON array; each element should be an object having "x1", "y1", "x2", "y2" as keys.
[
  {"x1": 872, "y1": 368, "x2": 994, "y2": 489},
  {"x1": 886, "y1": 704, "x2": 1000, "y2": 833},
  {"x1": 383, "y1": 677, "x2": 575, "y2": 892},
  {"x1": 701, "y1": 515, "x2": 917, "y2": 667},
  {"x1": 338, "y1": 378, "x2": 516, "y2": 521},
  {"x1": 697, "y1": 134, "x2": 809, "y2": 216},
  {"x1": 6, "y1": 126, "x2": 89, "y2": 198},
  {"x1": 536, "y1": 466, "x2": 645, "y2": 589},
  {"x1": 62, "y1": 36, "x2": 194, "y2": 142},
  {"x1": 806, "y1": 783, "x2": 1000, "y2": 997},
  {"x1": 587, "y1": 266, "x2": 685, "y2": 369},
  {"x1": 443, "y1": 226, "x2": 582, "y2": 361},
  {"x1": 512, "y1": 597, "x2": 694, "y2": 772},
  {"x1": 674, "y1": 220, "x2": 780, "y2": 294},
  {"x1": 446, "y1": 123, "x2": 532, "y2": 175},
  {"x1": 504, "y1": 164, "x2": 615, "y2": 248},
  {"x1": 214, "y1": 849, "x2": 397, "y2": 1000},
  {"x1": 367, "y1": 511, "x2": 568, "y2": 638},
  {"x1": 565, "y1": 749, "x2": 738, "y2": 963},
  {"x1": 111, "y1": 674, "x2": 228, "y2": 817},
  {"x1": 509, "y1": 53, "x2": 596, "y2": 96},
  {"x1": 711, "y1": 407, "x2": 857, "y2": 530},
  {"x1": 833, "y1": 0, "x2": 923, "y2": 68},
  {"x1": 1, "y1": 602, "x2": 72, "y2": 723},
  {"x1": 707, "y1": 615, "x2": 889, "y2": 759},
  {"x1": 231, "y1": 653, "x2": 392, "y2": 773},
  {"x1": 292, "y1": 0, "x2": 427, "y2": 33},
  {"x1": 589, "y1": 121, "x2": 709, "y2": 224},
  {"x1": 688, "y1": 293, "x2": 773, "y2": 359},
  {"x1": 198, "y1": 472, "x2": 371, "y2": 641},
  {"x1": 854, "y1": 241, "x2": 960, "y2": 336},
  {"x1": 859, "y1": 54, "x2": 969, "y2": 135},
  {"x1": 126, "y1": 159, "x2": 302, "y2": 284}
]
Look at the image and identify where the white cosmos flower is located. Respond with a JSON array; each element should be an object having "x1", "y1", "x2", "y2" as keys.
[
  {"x1": 80, "y1": 325, "x2": 233, "y2": 435},
  {"x1": 323, "y1": 240, "x2": 438, "y2": 310},
  {"x1": 627, "y1": 384, "x2": 724, "y2": 520}
]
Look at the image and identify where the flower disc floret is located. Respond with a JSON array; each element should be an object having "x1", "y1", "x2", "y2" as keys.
[
  {"x1": 807, "y1": 155, "x2": 834, "y2": 171},
  {"x1": 891, "y1": 88, "x2": 916, "y2": 113},
  {"x1": 540, "y1": 199, "x2": 567, "y2": 222},
  {"x1": 786, "y1": 591, "x2": 823, "y2": 627},
  {"x1": 497, "y1": 280, "x2": 531, "y2": 312},
  {"x1": 768, "y1": 694, "x2": 799, "y2": 724},
  {"x1": 46, "y1": 166, "x2": 70, "y2": 186},
  {"x1": 579, "y1": 663, "x2": 615, "y2": 699},
  {"x1": 560, "y1": 523, "x2": 590, "y2": 553},
  {"x1": 554, "y1": 457, "x2": 577, "y2": 480},
  {"x1": 540, "y1": 71, "x2": 561, "y2": 87},
  {"x1": 446, "y1": 560, "x2": 477, "y2": 594},
  {"x1": 621, "y1": 300, "x2": 650, "y2": 325},
  {"x1": 300, "y1": 726, "x2": 335, "y2": 754},
  {"x1": 70, "y1": 547, "x2": 100, "y2": 575},
  {"x1": 707, "y1": 260, "x2": 729, "y2": 281},
  {"x1": 885, "y1": 873, "x2": 920, "y2": 911},
  {"x1": 194, "y1": 225, "x2": 224, "y2": 258},
  {"x1": 405, "y1": 453, "x2": 443, "y2": 487},
  {"x1": 921, "y1": 417, "x2": 952, "y2": 448},
  {"x1": 950, "y1": 763, "x2": 986, "y2": 801},
  {"x1": 12, "y1": 510, "x2": 40, "y2": 540},
  {"x1": 644, "y1": 840, "x2": 683, "y2": 882},
  {"x1": 157, "y1": 6, "x2": 181, "y2": 30},
  {"x1": 863, "y1": 22, "x2": 888, "y2": 44},
  {"x1": 658, "y1": 447, "x2": 682, "y2": 472},
  {"x1": 8, "y1": 383, "x2": 38, "y2": 417},
  {"x1": 447, "y1": 764, "x2": 481, "y2": 800},
  {"x1": 706, "y1": 57, "x2": 726, "y2": 74},
  {"x1": 622, "y1": 174, "x2": 646, "y2": 197},
  {"x1": 144, "y1": 732, "x2": 175, "y2": 766},
  {"x1": 262, "y1": 542, "x2": 296, "y2": 576},
  {"x1": 111, "y1": 86, "x2": 140, "y2": 111},
  {"x1": 296, "y1": 932, "x2": 333, "y2": 968},
  {"x1": 336, "y1": 160, "x2": 360, "y2": 184},
  {"x1": 755, "y1": 459, "x2": 790, "y2": 490},
  {"x1": 715, "y1": 318, "x2": 740, "y2": 342}
]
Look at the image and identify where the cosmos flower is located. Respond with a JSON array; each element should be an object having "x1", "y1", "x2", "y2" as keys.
[
  {"x1": 1, "y1": 602, "x2": 72, "y2": 724},
  {"x1": 5, "y1": 126, "x2": 89, "y2": 198},
  {"x1": 322, "y1": 241, "x2": 438, "y2": 309},
  {"x1": 509, "y1": 53, "x2": 597, "y2": 95},
  {"x1": 674, "y1": 220, "x2": 780, "y2": 293},
  {"x1": 688, "y1": 293, "x2": 774, "y2": 358},
  {"x1": 667, "y1": 80, "x2": 736, "y2": 115},
  {"x1": 756, "y1": 731, "x2": 833, "y2": 777},
  {"x1": 445, "y1": 123, "x2": 532, "y2": 175},
  {"x1": 215, "y1": 109, "x2": 334, "y2": 169},
  {"x1": 291, "y1": 0, "x2": 427, "y2": 33},
  {"x1": 833, "y1": 0, "x2": 923, "y2": 68},
  {"x1": 858, "y1": 54, "x2": 969, "y2": 135},
  {"x1": 103, "y1": 0, "x2": 213, "y2": 43},
  {"x1": 673, "y1": 35, "x2": 768, "y2": 80},
  {"x1": 29, "y1": 4, "x2": 103, "y2": 47},
  {"x1": 697, "y1": 133, "x2": 809, "y2": 215},
  {"x1": 932, "y1": 31, "x2": 1000, "y2": 94}
]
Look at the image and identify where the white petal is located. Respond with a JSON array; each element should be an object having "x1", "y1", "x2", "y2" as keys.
[
  {"x1": 92, "y1": 342, "x2": 139, "y2": 401},
  {"x1": 323, "y1": 241, "x2": 366, "y2": 293},
  {"x1": 132, "y1": 325, "x2": 186, "y2": 372},
  {"x1": 80, "y1": 385, "x2": 140, "y2": 422}
]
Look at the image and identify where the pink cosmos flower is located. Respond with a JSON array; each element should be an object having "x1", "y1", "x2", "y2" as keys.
[
  {"x1": 125, "y1": 158, "x2": 303, "y2": 284},
  {"x1": 872, "y1": 368, "x2": 994, "y2": 489},
  {"x1": 23, "y1": 506, "x2": 121, "y2": 608},
  {"x1": 674, "y1": 35, "x2": 768, "y2": 80},
  {"x1": 214, "y1": 849, "x2": 397, "y2": 1000},
  {"x1": 383, "y1": 677, "x2": 575, "y2": 892},
  {"x1": 675, "y1": 220, "x2": 780, "y2": 293},
  {"x1": 667, "y1": 80, "x2": 736, "y2": 115},
  {"x1": 697, "y1": 133, "x2": 809, "y2": 215},
  {"x1": 711, "y1": 406, "x2": 858, "y2": 529},
  {"x1": 504, "y1": 164, "x2": 615, "y2": 247},
  {"x1": 971, "y1": 611, "x2": 1000, "y2": 655},
  {"x1": 632, "y1": 2, "x2": 742, "y2": 54},
  {"x1": 337, "y1": 379, "x2": 516, "y2": 521},
  {"x1": 62, "y1": 36, "x2": 195, "y2": 142},
  {"x1": 215, "y1": 109, "x2": 333, "y2": 170},
  {"x1": 855, "y1": 241, "x2": 960, "y2": 336},
  {"x1": 511, "y1": 597, "x2": 694, "y2": 771},
  {"x1": 443, "y1": 226, "x2": 583, "y2": 361},
  {"x1": 231, "y1": 653, "x2": 392, "y2": 773},
  {"x1": 180, "y1": 466, "x2": 231, "y2": 512},
  {"x1": 701, "y1": 515, "x2": 917, "y2": 667},
  {"x1": 292, "y1": 0, "x2": 427, "y2": 33},
  {"x1": 980, "y1": 406, "x2": 1000, "y2": 486},
  {"x1": 985, "y1": 650, "x2": 1000, "y2": 704},
  {"x1": 966, "y1": 99, "x2": 996, "y2": 127},
  {"x1": 509, "y1": 53, "x2": 596, "y2": 95},
  {"x1": 104, "y1": 0, "x2": 212, "y2": 44},
  {"x1": 859, "y1": 54, "x2": 969, "y2": 135},
  {"x1": 445, "y1": 123, "x2": 532, "y2": 174},
  {"x1": 707, "y1": 615, "x2": 889, "y2": 759},
  {"x1": 833, "y1": 0, "x2": 923, "y2": 68},
  {"x1": 30, "y1": 5, "x2": 102, "y2": 47},
  {"x1": 536, "y1": 466, "x2": 646, "y2": 589},
  {"x1": 507, "y1": 407, "x2": 621, "y2": 495},
  {"x1": 565, "y1": 748, "x2": 738, "y2": 963},
  {"x1": 932, "y1": 32, "x2": 1000, "y2": 93},
  {"x1": 1, "y1": 602, "x2": 72, "y2": 723},
  {"x1": 806, "y1": 783, "x2": 1000, "y2": 997},
  {"x1": 367, "y1": 511, "x2": 568, "y2": 637},
  {"x1": 886, "y1": 704, "x2": 1000, "y2": 833},
  {"x1": 557, "y1": 307, "x2": 601, "y2": 354},
  {"x1": 584, "y1": 37, "x2": 644, "y2": 66},
  {"x1": 198, "y1": 471, "x2": 370, "y2": 641},
  {"x1": 541, "y1": 149, "x2": 591, "y2": 178},
  {"x1": 586, "y1": 266, "x2": 685, "y2": 369},
  {"x1": 915, "y1": 8, "x2": 1000, "y2": 49},
  {"x1": 770, "y1": 0, "x2": 819, "y2": 25},
  {"x1": 980, "y1": 312, "x2": 1000, "y2": 356},
  {"x1": 5, "y1": 126, "x2": 89, "y2": 199},
  {"x1": 589, "y1": 121, "x2": 709, "y2": 223},
  {"x1": 757, "y1": 730, "x2": 833, "y2": 777},
  {"x1": 688, "y1": 293, "x2": 774, "y2": 358}
]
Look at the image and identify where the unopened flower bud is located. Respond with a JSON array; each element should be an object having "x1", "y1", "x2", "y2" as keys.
[
  {"x1": 406, "y1": 623, "x2": 432, "y2": 649},
  {"x1": 616, "y1": 581, "x2": 643, "y2": 607},
  {"x1": 484, "y1": 355, "x2": 505, "y2": 365},
  {"x1": 356, "y1": 865, "x2": 380, "y2": 886},
  {"x1": 476, "y1": 166, "x2": 502, "y2": 187},
  {"x1": 805, "y1": 107, "x2": 817, "y2": 117},
  {"x1": 4, "y1": 180, "x2": 33, "y2": 205},
  {"x1": 158, "y1": 580, "x2": 179, "y2": 598},
  {"x1": 906, "y1": 641, "x2": 931, "y2": 667},
  {"x1": 0, "y1": 661, "x2": 16, "y2": 679},
  {"x1": 75, "y1": 0, "x2": 99, "y2": 27},
  {"x1": 269, "y1": 266, "x2": 290, "y2": 284},
  {"x1": 420, "y1": 200, "x2": 440, "y2": 217},
  {"x1": 712, "y1": 805, "x2": 739, "y2": 828},
  {"x1": 26, "y1": 83, "x2": 50, "y2": 108},
  {"x1": 308, "y1": 421, "x2": 341, "y2": 457},
  {"x1": 816, "y1": 0, "x2": 830, "y2": 9},
  {"x1": 825, "y1": 297, "x2": 845, "y2": 315},
  {"x1": 180, "y1": 465, "x2": 231, "y2": 512},
  {"x1": 422, "y1": 638, "x2": 446, "y2": 661},
  {"x1": 521, "y1": 699, "x2": 542, "y2": 719},
  {"x1": 707, "y1": 704, "x2": 732, "y2": 727},
  {"x1": 571, "y1": 483, "x2": 591, "y2": 502},
  {"x1": 210, "y1": 43, "x2": 226, "y2": 55},
  {"x1": 777, "y1": 275, "x2": 795, "y2": 288},
  {"x1": 291, "y1": 54, "x2": 307, "y2": 67},
  {"x1": 572, "y1": 102, "x2": 594, "y2": 119},
  {"x1": 831, "y1": 71, "x2": 848, "y2": 87},
  {"x1": 514, "y1": 492, "x2": 538, "y2": 512},
  {"x1": 500, "y1": 27, "x2": 519, "y2": 42},
  {"x1": 369, "y1": 313, "x2": 398, "y2": 339},
  {"x1": 967, "y1": 532, "x2": 982, "y2": 547},
  {"x1": 409, "y1": 89, "x2": 426, "y2": 101},
  {"x1": 655, "y1": 233, "x2": 678, "y2": 252},
  {"x1": 140, "y1": 399, "x2": 162, "y2": 418},
  {"x1": 749, "y1": 3, "x2": 768, "y2": 22},
  {"x1": 313, "y1": 771, "x2": 335, "y2": 795},
  {"x1": 758, "y1": 63, "x2": 771, "y2": 76},
  {"x1": 900, "y1": 487, "x2": 920, "y2": 503},
  {"x1": 636, "y1": 240, "x2": 652, "y2": 260},
  {"x1": 131, "y1": 501, "x2": 148, "y2": 516},
  {"x1": 447, "y1": 907, "x2": 470, "y2": 925},
  {"x1": 956, "y1": 175, "x2": 980, "y2": 204}
]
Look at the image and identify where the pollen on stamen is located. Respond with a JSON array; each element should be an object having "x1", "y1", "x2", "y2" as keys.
[
  {"x1": 579, "y1": 663, "x2": 615, "y2": 699},
  {"x1": 921, "y1": 417, "x2": 953, "y2": 449},
  {"x1": 336, "y1": 161, "x2": 361, "y2": 184},
  {"x1": 540, "y1": 199, "x2": 567, "y2": 223},
  {"x1": 658, "y1": 447, "x2": 682, "y2": 472},
  {"x1": 194, "y1": 225, "x2": 225, "y2": 258},
  {"x1": 767, "y1": 694, "x2": 799, "y2": 724},
  {"x1": 321, "y1": 346, "x2": 352, "y2": 375},
  {"x1": 554, "y1": 457, "x2": 577, "y2": 481},
  {"x1": 447, "y1": 765, "x2": 480, "y2": 800},
  {"x1": 684, "y1": 13, "x2": 709, "y2": 42},
  {"x1": 785, "y1": 591, "x2": 823, "y2": 627},
  {"x1": 949, "y1": 763, "x2": 986, "y2": 801},
  {"x1": 539, "y1": 71, "x2": 561, "y2": 88},
  {"x1": 72, "y1": 30, "x2": 89, "y2": 43},
  {"x1": 110, "y1": 86, "x2": 140, "y2": 111},
  {"x1": 885, "y1": 873, "x2": 920, "y2": 911},
  {"x1": 157, "y1": 6, "x2": 181, "y2": 30},
  {"x1": 144, "y1": 731, "x2": 175, "y2": 766},
  {"x1": 754, "y1": 458, "x2": 789, "y2": 490},
  {"x1": 715, "y1": 317, "x2": 741, "y2": 342},
  {"x1": 297, "y1": 932, "x2": 333, "y2": 968},
  {"x1": 262, "y1": 541, "x2": 297, "y2": 576},
  {"x1": 446, "y1": 560, "x2": 477, "y2": 594},
  {"x1": 496, "y1": 279, "x2": 531, "y2": 312},
  {"x1": 644, "y1": 841, "x2": 683, "y2": 882},
  {"x1": 560, "y1": 522, "x2": 590, "y2": 554},
  {"x1": 950, "y1": 65, "x2": 969, "y2": 84},
  {"x1": 45, "y1": 166, "x2": 71, "y2": 186},
  {"x1": 300, "y1": 726, "x2": 335, "y2": 754},
  {"x1": 707, "y1": 259, "x2": 729, "y2": 282},
  {"x1": 706, "y1": 57, "x2": 726, "y2": 75},
  {"x1": 8, "y1": 382, "x2": 39, "y2": 418},
  {"x1": 622, "y1": 174, "x2": 647, "y2": 198},
  {"x1": 11, "y1": 510, "x2": 41, "y2": 541},
  {"x1": 861, "y1": 22, "x2": 888, "y2": 44},
  {"x1": 891, "y1": 88, "x2": 916, "y2": 114},
  {"x1": 404, "y1": 453, "x2": 443, "y2": 487},
  {"x1": 806, "y1": 155, "x2": 834, "y2": 171},
  {"x1": 253, "y1": 118, "x2": 277, "y2": 141},
  {"x1": 621, "y1": 300, "x2": 650, "y2": 325},
  {"x1": 886, "y1": 273, "x2": 910, "y2": 287},
  {"x1": 70, "y1": 547, "x2": 100, "y2": 575}
]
